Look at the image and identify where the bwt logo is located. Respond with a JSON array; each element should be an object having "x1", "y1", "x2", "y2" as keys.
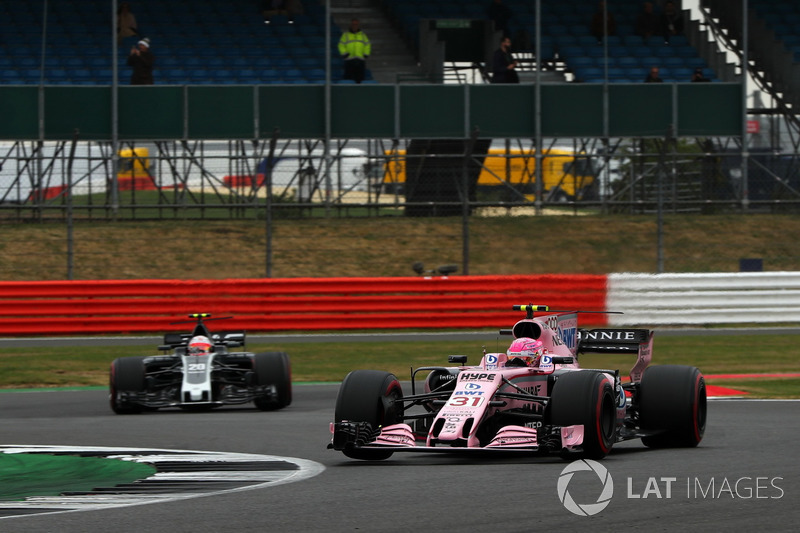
[{"x1": 557, "y1": 459, "x2": 614, "y2": 516}]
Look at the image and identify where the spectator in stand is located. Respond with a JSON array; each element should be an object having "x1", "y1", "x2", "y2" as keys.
[
  {"x1": 117, "y1": 2, "x2": 139, "y2": 45},
  {"x1": 660, "y1": 1, "x2": 684, "y2": 42},
  {"x1": 691, "y1": 67, "x2": 710, "y2": 82},
  {"x1": 635, "y1": 2, "x2": 660, "y2": 42},
  {"x1": 644, "y1": 65, "x2": 663, "y2": 83},
  {"x1": 261, "y1": 0, "x2": 300, "y2": 24},
  {"x1": 491, "y1": 36, "x2": 519, "y2": 83},
  {"x1": 488, "y1": 0, "x2": 514, "y2": 38},
  {"x1": 285, "y1": 0, "x2": 304, "y2": 23},
  {"x1": 128, "y1": 37, "x2": 154, "y2": 85},
  {"x1": 590, "y1": 1, "x2": 617, "y2": 44},
  {"x1": 338, "y1": 18, "x2": 371, "y2": 83}
]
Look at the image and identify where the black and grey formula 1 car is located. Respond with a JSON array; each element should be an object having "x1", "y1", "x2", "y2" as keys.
[
  {"x1": 330, "y1": 304, "x2": 707, "y2": 460},
  {"x1": 109, "y1": 313, "x2": 291, "y2": 414}
]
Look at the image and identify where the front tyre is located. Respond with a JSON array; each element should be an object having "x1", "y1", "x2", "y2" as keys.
[
  {"x1": 548, "y1": 371, "x2": 616, "y2": 459},
  {"x1": 252, "y1": 352, "x2": 292, "y2": 411},
  {"x1": 335, "y1": 370, "x2": 403, "y2": 460},
  {"x1": 109, "y1": 357, "x2": 147, "y2": 414},
  {"x1": 639, "y1": 365, "x2": 707, "y2": 448}
]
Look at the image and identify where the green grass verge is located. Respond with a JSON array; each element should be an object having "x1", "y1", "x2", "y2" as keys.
[{"x1": 1, "y1": 334, "x2": 799, "y2": 398}]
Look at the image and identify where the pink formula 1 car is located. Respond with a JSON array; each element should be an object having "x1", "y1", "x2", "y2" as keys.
[{"x1": 329, "y1": 305, "x2": 706, "y2": 460}]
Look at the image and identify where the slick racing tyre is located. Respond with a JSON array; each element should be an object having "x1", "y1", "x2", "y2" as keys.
[
  {"x1": 548, "y1": 371, "x2": 616, "y2": 459},
  {"x1": 335, "y1": 370, "x2": 403, "y2": 460},
  {"x1": 109, "y1": 357, "x2": 147, "y2": 414},
  {"x1": 252, "y1": 352, "x2": 292, "y2": 411},
  {"x1": 639, "y1": 365, "x2": 707, "y2": 448}
]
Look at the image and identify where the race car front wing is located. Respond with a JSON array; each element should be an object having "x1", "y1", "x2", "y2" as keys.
[
  {"x1": 116, "y1": 383, "x2": 277, "y2": 409},
  {"x1": 329, "y1": 421, "x2": 585, "y2": 454}
]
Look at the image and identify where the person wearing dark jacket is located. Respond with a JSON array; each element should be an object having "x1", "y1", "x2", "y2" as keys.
[
  {"x1": 491, "y1": 37, "x2": 519, "y2": 84},
  {"x1": 127, "y1": 37, "x2": 154, "y2": 85},
  {"x1": 644, "y1": 65, "x2": 663, "y2": 83}
]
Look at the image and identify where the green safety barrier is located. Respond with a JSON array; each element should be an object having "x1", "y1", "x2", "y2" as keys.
[{"x1": 0, "y1": 83, "x2": 743, "y2": 141}]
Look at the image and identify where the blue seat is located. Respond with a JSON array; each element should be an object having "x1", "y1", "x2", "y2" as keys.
[
  {"x1": 306, "y1": 68, "x2": 325, "y2": 81},
  {"x1": 215, "y1": 69, "x2": 235, "y2": 82},
  {"x1": 668, "y1": 35, "x2": 689, "y2": 46},
  {"x1": 69, "y1": 68, "x2": 93, "y2": 82},
  {"x1": 283, "y1": 68, "x2": 304, "y2": 80},
  {"x1": 607, "y1": 67, "x2": 627, "y2": 79},
  {"x1": 608, "y1": 45, "x2": 629, "y2": 57},
  {"x1": 673, "y1": 46, "x2": 698, "y2": 58},
  {"x1": 167, "y1": 68, "x2": 187, "y2": 81},
  {"x1": 685, "y1": 57, "x2": 707, "y2": 69},
  {"x1": 629, "y1": 45, "x2": 654, "y2": 58},
  {"x1": 672, "y1": 67, "x2": 694, "y2": 81},
  {"x1": 261, "y1": 68, "x2": 279, "y2": 80},
  {"x1": 586, "y1": 46, "x2": 606, "y2": 58},
  {"x1": 617, "y1": 56, "x2": 640, "y2": 68},
  {"x1": 624, "y1": 67, "x2": 644, "y2": 80},
  {"x1": 560, "y1": 45, "x2": 585, "y2": 60},
  {"x1": 646, "y1": 35, "x2": 667, "y2": 47},
  {"x1": 575, "y1": 66, "x2": 603, "y2": 81},
  {"x1": 237, "y1": 68, "x2": 256, "y2": 81},
  {"x1": 568, "y1": 56, "x2": 595, "y2": 69},
  {"x1": 663, "y1": 56, "x2": 685, "y2": 68}
]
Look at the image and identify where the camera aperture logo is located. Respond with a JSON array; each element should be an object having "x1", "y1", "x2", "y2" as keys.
[{"x1": 557, "y1": 459, "x2": 614, "y2": 516}]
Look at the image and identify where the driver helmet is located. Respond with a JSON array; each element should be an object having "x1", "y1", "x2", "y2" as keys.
[
  {"x1": 507, "y1": 337, "x2": 544, "y2": 367},
  {"x1": 188, "y1": 335, "x2": 212, "y2": 355}
]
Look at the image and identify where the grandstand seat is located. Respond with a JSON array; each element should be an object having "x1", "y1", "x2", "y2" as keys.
[
  {"x1": 617, "y1": 56, "x2": 640, "y2": 69},
  {"x1": 671, "y1": 67, "x2": 694, "y2": 82},
  {"x1": 608, "y1": 45, "x2": 629, "y2": 57},
  {"x1": 646, "y1": 35, "x2": 668, "y2": 47},
  {"x1": 576, "y1": 35, "x2": 599, "y2": 47},
  {"x1": 237, "y1": 69, "x2": 257, "y2": 82},
  {"x1": 625, "y1": 66, "x2": 647, "y2": 82},
  {"x1": 667, "y1": 35, "x2": 689, "y2": 47},
  {"x1": 673, "y1": 46, "x2": 698, "y2": 58},
  {"x1": 307, "y1": 68, "x2": 325, "y2": 81},
  {"x1": 663, "y1": 56, "x2": 686, "y2": 68},
  {"x1": 568, "y1": 56, "x2": 595, "y2": 70},
  {"x1": 575, "y1": 67, "x2": 603, "y2": 81},
  {"x1": 685, "y1": 57, "x2": 707, "y2": 69}
]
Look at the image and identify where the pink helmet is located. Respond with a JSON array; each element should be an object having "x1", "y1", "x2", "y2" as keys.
[
  {"x1": 507, "y1": 337, "x2": 544, "y2": 367},
  {"x1": 188, "y1": 335, "x2": 212, "y2": 355}
]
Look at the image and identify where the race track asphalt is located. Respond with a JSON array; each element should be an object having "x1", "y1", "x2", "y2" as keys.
[{"x1": 1, "y1": 385, "x2": 798, "y2": 532}]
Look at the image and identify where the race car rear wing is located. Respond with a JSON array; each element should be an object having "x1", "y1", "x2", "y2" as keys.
[
  {"x1": 578, "y1": 328, "x2": 653, "y2": 383},
  {"x1": 159, "y1": 331, "x2": 246, "y2": 351},
  {"x1": 578, "y1": 328, "x2": 650, "y2": 354}
]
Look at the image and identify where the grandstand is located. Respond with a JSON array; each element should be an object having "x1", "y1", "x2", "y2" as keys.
[
  {"x1": 0, "y1": 0, "x2": 358, "y2": 85},
  {"x1": 0, "y1": 0, "x2": 797, "y2": 107}
]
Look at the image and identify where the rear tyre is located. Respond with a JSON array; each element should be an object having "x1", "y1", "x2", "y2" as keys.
[
  {"x1": 335, "y1": 370, "x2": 403, "y2": 460},
  {"x1": 252, "y1": 352, "x2": 292, "y2": 411},
  {"x1": 548, "y1": 371, "x2": 616, "y2": 459},
  {"x1": 639, "y1": 365, "x2": 707, "y2": 448},
  {"x1": 109, "y1": 357, "x2": 147, "y2": 414}
]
